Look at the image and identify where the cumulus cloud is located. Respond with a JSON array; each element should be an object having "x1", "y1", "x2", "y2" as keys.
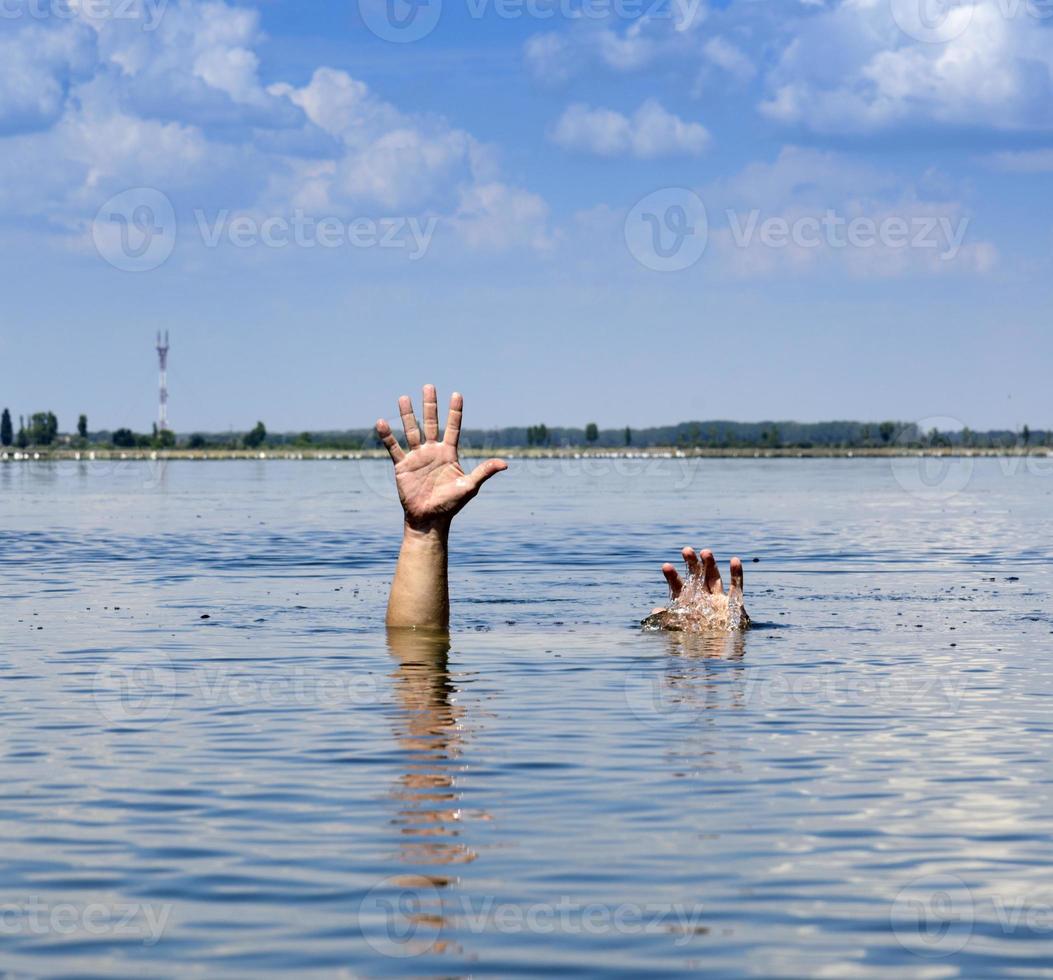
[
  {"x1": 526, "y1": 0, "x2": 1053, "y2": 135},
  {"x1": 759, "y1": 0, "x2": 1053, "y2": 133},
  {"x1": 520, "y1": 0, "x2": 1053, "y2": 144},
  {"x1": 524, "y1": 26, "x2": 657, "y2": 80},
  {"x1": 269, "y1": 68, "x2": 479, "y2": 212},
  {"x1": 0, "y1": 0, "x2": 550, "y2": 251},
  {"x1": 0, "y1": 21, "x2": 96, "y2": 133},
  {"x1": 452, "y1": 182, "x2": 556, "y2": 251},
  {"x1": 523, "y1": 0, "x2": 709, "y2": 83},
  {"x1": 523, "y1": 33, "x2": 574, "y2": 85},
  {"x1": 702, "y1": 36, "x2": 755, "y2": 82},
  {"x1": 550, "y1": 100, "x2": 710, "y2": 158}
]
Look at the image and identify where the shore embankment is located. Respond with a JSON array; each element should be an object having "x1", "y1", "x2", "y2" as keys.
[{"x1": 3, "y1": 447, "x2": 1049, "y2": 462}]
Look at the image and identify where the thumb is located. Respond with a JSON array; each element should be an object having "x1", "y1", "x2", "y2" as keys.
[{"x1": 467, "y1": 457, "x2": 508, "y2": 491}]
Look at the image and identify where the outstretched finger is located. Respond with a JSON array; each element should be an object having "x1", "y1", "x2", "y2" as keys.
[
  {"x1": 444, "y1": 391, "x2": 463, "y2": 448},
  {"x1": 423, "y1": 384, "x2": 439, "y2": 442},
  {"x1": 701, "y1": 549, "x2": 724, "y2": 594},
  {"x1": 662, "y1": 563, "x2": 684, "y2": 599},
  {"x1": 729, "y1": 557, "x2": 744, "y2": 596},
  {"x1": 729, "y1": 557, "x2": 749, "y2": 626},
  {"x1": 467, "y1": 457, "x2": 508, "y2": 492},
  {"x1": 375, "y1": 419, "x2": 404, "y2": 463},
  {"x1": 398, "y1": 395, "x2": 421, "y2": 449},
  {"x1": 681, "y1": 547, "x2": 701, "y2": 580}
]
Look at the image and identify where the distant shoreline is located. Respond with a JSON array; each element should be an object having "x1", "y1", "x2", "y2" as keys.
[{"x1": 3, "y1": 447, "x2": 1051, "y2": 462}]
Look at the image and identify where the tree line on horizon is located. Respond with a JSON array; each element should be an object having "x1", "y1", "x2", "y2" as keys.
[{"x1": 2, "y1": 408, "x2": 1050, "y2": 452}]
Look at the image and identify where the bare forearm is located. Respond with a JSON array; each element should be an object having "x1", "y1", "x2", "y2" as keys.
[
  {"x1": 376, "y1": 385, "x2": 505, "y2": 629},
  {"x1": 386, "y1": 523, "x2": 450, "y2": 629}
]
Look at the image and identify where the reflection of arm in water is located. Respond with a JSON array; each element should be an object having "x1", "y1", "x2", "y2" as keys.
[
  {"x1": 377, "y1": 384, "x2": 508, "y2": 630},
  {"x1": 385, "y1": 629, "x2": 482, "y2": 867},
  {"x1": 645, "y1": 547, "x2": 750, "y2": 631}
]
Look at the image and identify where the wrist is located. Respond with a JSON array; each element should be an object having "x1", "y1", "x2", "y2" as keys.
[
  {"x1": 389, "y1": 516, "x2": 450, "y2": 631},
  {"x1": 402, "y1": 518, "x2": 451, "y2": 543}
]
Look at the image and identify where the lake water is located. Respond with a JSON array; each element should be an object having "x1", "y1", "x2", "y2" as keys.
[{"x1": 2, "y1": 456, "x2": 1052, "y2": 978}]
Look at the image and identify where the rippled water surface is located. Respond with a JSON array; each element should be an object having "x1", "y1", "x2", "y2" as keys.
[{"x1": 2, "y1": 457, "x2": 1052, "y2": 978}]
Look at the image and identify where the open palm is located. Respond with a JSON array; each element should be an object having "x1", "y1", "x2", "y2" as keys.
[{"x1": 376, "y1": 385, "x2": 507, "y2": 531}]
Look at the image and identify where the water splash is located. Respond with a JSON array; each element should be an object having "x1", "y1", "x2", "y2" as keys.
[{"x1": 642, "y1": 576, "x2": 749, "y2": 633}]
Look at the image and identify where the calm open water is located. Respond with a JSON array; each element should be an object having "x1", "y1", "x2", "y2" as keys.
[{"x1": 2, "y1": 456, "x2": 1053, "y2": 978}]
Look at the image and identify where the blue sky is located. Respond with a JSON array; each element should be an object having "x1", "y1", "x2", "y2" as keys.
[{"x1": 0, "y1": 0, "x2": 1051, "y2": 432}]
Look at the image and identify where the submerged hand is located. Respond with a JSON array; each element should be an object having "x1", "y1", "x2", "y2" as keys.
[
  {"x1": 647, "y1": 547, "x2": 750, "y2": 630},
  {"x1": 376, "y1": 384, "x2": 507, "y2": 531}
]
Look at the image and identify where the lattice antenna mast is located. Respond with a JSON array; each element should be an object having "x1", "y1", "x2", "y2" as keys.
[{"x1": 156, "y1": 331, "x2": 170, "y2": 431}]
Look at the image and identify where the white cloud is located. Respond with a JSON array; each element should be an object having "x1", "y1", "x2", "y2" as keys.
[
  {"x1": 527, "y1": 0, "x2": 1051, "y2": 137},
  {"x1": 0, "y1": 79, "x2": 217, "y2": 223},
  {"x1": 0, "y1": 21, "x2": 96, "y2": 133},
  {"x1": 702, "y1": 36, "x2": 755, "y2": 82},
  {"x1": 523, "y1": 1, "x2": 709, "y2": 83},
  {"x1": 594, "y1": 25, "x2": 657, "y2": 72},
  {"x1": 272, "y1": 68, "x2": 400, "y2": 144},
  {"x1": 551, "y1": 100, "x2": 710, "y2": 158},
  {"x1": 759, "y1": 0, "x2": 1053, "y2": 133},
  {"x1": 334, "y1": 127, "x2": 474, "y2": 211},
  {"x1": 526, "y1": 26, "x2": 656, "y2": 81},
  {"x1": 452, "y1": 183, "x2": 555, "y2": 251},
  {"x1": 0, "y1": 0, "x2": 550, "y2": 252},
  {"x1": 523, "y1": 33, "x2": 574, "y2": 84},
  {"x1": 271, "y1": 67, "x2": 478, "y2": 212}
]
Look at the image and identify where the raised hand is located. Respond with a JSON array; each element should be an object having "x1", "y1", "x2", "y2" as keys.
[
  {"x1": 379, "y1": 385, "x2": 507, "y2": 630},
  {"x1": 376, "y1": 384, "x2": 507, "y2": 532},
  {"x1": 647, "y1": 547, "x2": 750, "y2": 631}
]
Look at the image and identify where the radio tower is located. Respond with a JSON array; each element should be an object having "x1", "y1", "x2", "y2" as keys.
[{"x1": 156, "y1": 331, "x2": 170, "y2": 432}]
